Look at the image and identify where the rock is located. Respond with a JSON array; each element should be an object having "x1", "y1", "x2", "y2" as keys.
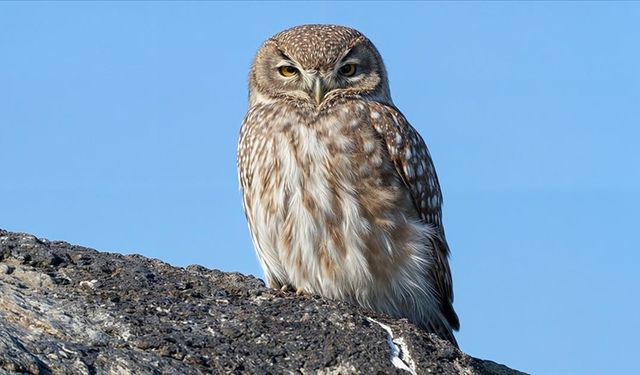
[{"x1": 0, "y1": 229, "x2": 526, "y2": 374}]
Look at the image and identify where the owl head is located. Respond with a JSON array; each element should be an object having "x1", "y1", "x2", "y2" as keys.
[{"x1": 248, "y1": 24, "x2": 391, "y2": 108}]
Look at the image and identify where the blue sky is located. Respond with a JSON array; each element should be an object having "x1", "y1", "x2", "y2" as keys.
[{"x1": 1, "y1": 2, "x2": 638, "y2": 374}]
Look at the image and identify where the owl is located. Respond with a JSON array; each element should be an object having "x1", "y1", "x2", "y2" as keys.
[{"x1": 237, "y1": 24, "x2": 459, "y2": 346}]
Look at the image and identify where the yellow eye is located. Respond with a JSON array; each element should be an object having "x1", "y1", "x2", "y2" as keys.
[
  {"x1": 278, "y1": 66, "x2": 298, "y2": 77},
  {"x1": 339, "y1": 63, "x2": 357, "y2": 77}
]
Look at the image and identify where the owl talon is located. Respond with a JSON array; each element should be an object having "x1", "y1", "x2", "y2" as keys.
[
  {"x1": 280, "y1": 284, "x2": 291, "y2": 293},
  {"x1": 295, "y1": 288, "x2": 305, "y2": 296}
]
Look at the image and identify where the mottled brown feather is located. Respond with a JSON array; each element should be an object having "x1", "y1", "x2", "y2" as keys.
[
  {"x1": 367, "y1": 102, "x2": 460, "y2": 332},
  {"x1": 238, "y1": 24, "x2": 459, "y2": 347}
]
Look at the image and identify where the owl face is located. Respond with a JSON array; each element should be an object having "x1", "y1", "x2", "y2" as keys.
[{"x1": 249, "y1": 25, "x2": 391, "y2": 108}]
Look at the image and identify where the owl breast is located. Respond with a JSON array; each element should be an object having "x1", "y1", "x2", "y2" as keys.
[{"x1": 240, "y1": 99, "x2": 439, "y2": 317}]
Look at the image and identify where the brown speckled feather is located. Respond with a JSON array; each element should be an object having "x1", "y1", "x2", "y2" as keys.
[
  {"x1": 238, "y1": 24, "x2": 459, "y2": 347},
  {"x1": 367, "y1": 102, "x2": 460, "y2": 334}
]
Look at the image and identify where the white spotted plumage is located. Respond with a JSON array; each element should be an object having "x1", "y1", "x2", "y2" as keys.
[{"x1": 238, "y1": 24, "x2": 459, "y2": 346}]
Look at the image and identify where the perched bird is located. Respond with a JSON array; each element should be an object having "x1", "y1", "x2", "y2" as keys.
[{"x1": 237, "y1": 24, "x2": 459, "y2": 346}]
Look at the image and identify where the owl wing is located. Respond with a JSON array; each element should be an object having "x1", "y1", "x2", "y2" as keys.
[
  {"x1": 237, "y1": 108, "x2": 287, "y2": 289},
  {"x1": 368, "y1": 103, "x2": 460, "y2": 334}
]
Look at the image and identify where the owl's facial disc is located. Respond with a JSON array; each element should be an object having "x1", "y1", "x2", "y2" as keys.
[
  {"x1": 274, "y1": 54, "x2": 368, "y2": 106},
  {"x1": 249, "y1": 25, "x2": 392, "y2": 108}
]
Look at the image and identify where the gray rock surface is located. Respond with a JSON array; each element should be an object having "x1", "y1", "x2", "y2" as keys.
[{"x1": 0, "y1": 229, "x2": 526, "y2": 374}]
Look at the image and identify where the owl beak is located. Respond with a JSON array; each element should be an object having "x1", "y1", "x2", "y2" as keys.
[{"x1": 313, "y1": 77, "x2": 325, "y2": 106}]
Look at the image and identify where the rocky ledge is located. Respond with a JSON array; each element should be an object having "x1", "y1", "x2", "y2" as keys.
[{"x1": 0, "y1": 229, "x2": 525, "y2": 374}]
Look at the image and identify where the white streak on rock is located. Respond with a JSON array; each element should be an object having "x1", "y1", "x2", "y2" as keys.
[{"x1": 367, "y1": 317, "x2": 417, "y2": 375}]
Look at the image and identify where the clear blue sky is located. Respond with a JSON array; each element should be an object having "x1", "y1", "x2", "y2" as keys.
[{"x1": 1, "y1": 2, "x2": 638, "y2": 374}]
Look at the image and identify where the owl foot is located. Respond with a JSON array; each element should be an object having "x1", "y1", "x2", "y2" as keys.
[
  {"x1": 277, "y1": 284, "x2": 305, "y2": 296},
  {"x1": 280, "y1": 284, "x2": 293, "y2": 293}
]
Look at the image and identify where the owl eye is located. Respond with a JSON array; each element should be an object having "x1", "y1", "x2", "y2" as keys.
[
  {"x1": 278, "y1": 66, "x2": 299, "y2": 77},
  {"x1": 339, "y1": 63, "x2": 357, "y2": 77}
]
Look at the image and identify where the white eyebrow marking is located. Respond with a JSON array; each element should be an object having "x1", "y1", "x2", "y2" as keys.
[
  {"x1": 275, "y1": 60, "x2": 298, "y2": 68},
  {"x1": 341, "y1": 58, "x2": 361, "y2": 65}
]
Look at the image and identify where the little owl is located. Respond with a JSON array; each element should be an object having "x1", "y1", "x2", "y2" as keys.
[{"x1": 237, "y1": 24, "x2": 459, "y2": 346}]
